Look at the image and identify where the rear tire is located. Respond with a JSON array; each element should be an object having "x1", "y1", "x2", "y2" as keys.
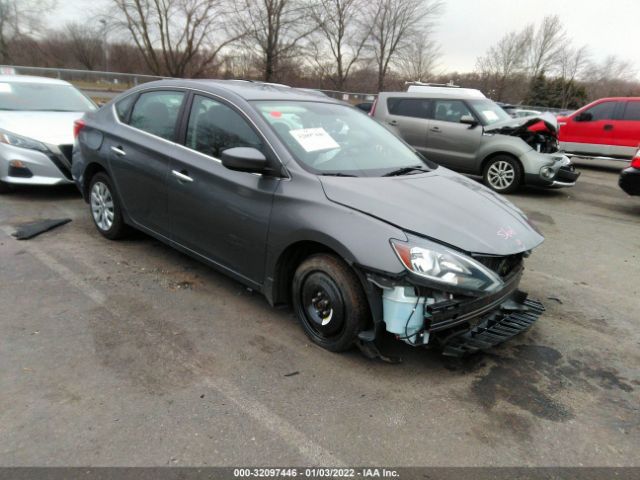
[
  {"x1": 292, "y1": 254, "x2": 369, "y2": 352},
  {"x1": 89, "y1": 172, "x2": 128, "y2": 240},
  {"x1": 483, "y1": 155, "x2": 522, "y2": 193}
]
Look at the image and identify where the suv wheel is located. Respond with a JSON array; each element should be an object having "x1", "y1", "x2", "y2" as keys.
[
  {"x1": 89, "y1": 172, "x2": 128, "y2": 239},
  {"x1": 483, "y1": 155, "x2": 522, "y2": 193},
  {"x1": 292, "y1": 254, "x2": 369, "y2": 352}
]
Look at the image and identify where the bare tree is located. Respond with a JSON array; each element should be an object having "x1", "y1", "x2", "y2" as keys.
[
  {"x1": 476, "y1": 27, "x2": 532, "y2": 101},
  {"x1": 557, "y1": 44, "x2": 589, "y2": 108},
  {"x1": 234, "y1": 0, "x2": 318, "y2": 83},
  {"x1": 111, "y1": 0, "x2": 241, "y2": 77},
  {"x1": 64, "y1": 22, "x2": 104, "y2": 71},
  {"x1": 310, "y1": 0, "x2": 370, "y2": 90},
  {"x1": 0, "y1": 0, "x2": 55, "y2": 63},
  {"x1": 526, "y1": 15, "x2": 565, "y2": 78},
  {"x1": 366, "y1": 0, "x2": 442, "y2": 91},
  {"x1": 396, "y1": 31, "x2": 440, "y2": 81}
]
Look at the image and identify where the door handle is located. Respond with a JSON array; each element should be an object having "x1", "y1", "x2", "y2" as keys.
[
  {"x1": 111, "y1": 146, "x2": 126, "y2": 156},
  {"x1": 172, "y1": 169, "x2": 194, "y2": 183},
  {"x1": 603, "y1": 124, "x2": 614, "y2": 131},
  {"x1": 430, "y1": 127, "x2": 441, "y2": 132},
  {"x1": 388, "y1": 120, "x2": 398, "y2": 126}
]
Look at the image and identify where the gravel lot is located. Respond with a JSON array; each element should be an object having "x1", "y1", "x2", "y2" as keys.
[{"x1": 1, "y1": 164, "x2": 639, "y2": 467}]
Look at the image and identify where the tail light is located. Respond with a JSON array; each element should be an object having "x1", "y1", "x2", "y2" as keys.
[
  {"x1": 73, "y1": 119, "x2": 86, "y2": 138},
  {"x1": 369, "y1": 98, "x2": 378, "y2": 117},
  {"x1": 631, "y1": 151, "x2": 640, "y2": 169}
]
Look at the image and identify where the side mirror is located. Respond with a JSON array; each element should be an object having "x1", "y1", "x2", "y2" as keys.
[
  {"x1": 221, "y1": 147, "x2": 268, "y2": 174},
  {"x1": 460, "y1": 115, "x2": 478, "y2": 127},
  {"x1": 575, "y1": 112, "x2": 593, "y2": 122}
]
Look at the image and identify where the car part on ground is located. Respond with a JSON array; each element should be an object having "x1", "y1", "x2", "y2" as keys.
[
  {"x1": 619, "y1": 149, "x2": 640, "y2": 196},
  {"x1": 0, "y1": 75, "x2": 97, "y2": 190},
  {"x1": 372, "y1": 91, "x2": 579, "y2": 193},
  {"x1": 73, "y1": 79, "x2": 545, "y2": 359},
  {"x1": 11, "y1": 218, "x2": 72, "y2": 240}
]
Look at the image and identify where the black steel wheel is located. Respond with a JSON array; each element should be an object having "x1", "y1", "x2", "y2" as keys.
[{"x1": 292, "y1": 254, "x2": 369, "y2": 352}]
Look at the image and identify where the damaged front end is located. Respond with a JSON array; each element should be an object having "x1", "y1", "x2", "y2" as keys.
[
  {"x1": 363, "y1": 236, "x2": 544, "y2": 358},
  {"x1": 486, "y1": 114, "x2": 560, "y2": 154}
]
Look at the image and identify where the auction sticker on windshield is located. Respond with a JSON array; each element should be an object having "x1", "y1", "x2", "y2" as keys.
[
  {"x1": 289, "y1": 128, "x2": 340, "y2": 152},
  {"x1": 0, "y1": 83, "x2": 13, "y2": 93}
]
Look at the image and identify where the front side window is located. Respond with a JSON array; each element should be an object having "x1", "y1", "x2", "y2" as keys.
[
  {"x1": 253, "y1": 101, "x2": 436, "y2": 177},
  {"x1": 185, "y1": 95, "x2": 263, "y2": 158},
  {"x1": 433, "y1": 100, "x2": 473, "y2": 123},
  {"x1": 0, "y1": 81, "x2": 96, "y2": 112},
  {"x1": 467, "y1": 99, "x2": 512, "y2": 125},
  {"x1": 622, "y1": 101, "x2": 640, "y2": 121},
  {"x1": 129, "y1": 90, "x2": 185, "y2": 140},
  {"x1": 581, "y1": 101, "x2": 616, "y2": 121},
  {"x1": 387, "y1": 98, "x2": 431, "y2": 119}
]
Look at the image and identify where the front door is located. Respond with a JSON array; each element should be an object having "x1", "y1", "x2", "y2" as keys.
[
  {"x1": 167, "y1": 94, "x2": 280, "y2": 286},
  {"x1": 424, "y1": 99, "x2": 482, "y2": 171}
]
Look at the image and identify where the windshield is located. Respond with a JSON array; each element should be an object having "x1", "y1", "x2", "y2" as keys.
[
  {"x1": 0, "y1": 81, "x2": 96, "y2": 112},
  {"x1": 252, "y1": 101, "x2": 435, "y2": 177},
  {"x1": 467, "y1": 99, "x2": 512, "y2": 126}
]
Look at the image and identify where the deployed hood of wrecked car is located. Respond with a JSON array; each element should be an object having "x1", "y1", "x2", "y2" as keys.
[
  {"x1": 485, "y1": 112, "x2": 558, "y2": 135},
  {"x1": 320, "y1": 168, "x2": 544, "y2": 256}
]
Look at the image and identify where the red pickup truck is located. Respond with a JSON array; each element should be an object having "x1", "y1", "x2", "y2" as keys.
[{"x1": 558, "y1": 97, "x2": 640, "y2": 161}]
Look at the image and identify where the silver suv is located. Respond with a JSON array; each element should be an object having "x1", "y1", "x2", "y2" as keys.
[{"x1": 372, "y1": 91, "x2": 580, "y2": 193}]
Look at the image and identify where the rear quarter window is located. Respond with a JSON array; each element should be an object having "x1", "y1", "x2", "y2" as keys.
[
  {"x1": 115, "y1": 94, "x2": 136, "y2": 122},
  {"x1": 622, "y1": 101, "x2": 640, "y2": 121}
]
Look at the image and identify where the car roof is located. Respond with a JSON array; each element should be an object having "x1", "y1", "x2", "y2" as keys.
[
  {"x1": 0, "y1": 74, "x2": 72, "y2": 86},
  {"x1": 379, "y1": 91, "x2": 488, "y2": 100},
  {"x1": 133, "y1": 79, "x2": 343, "y2": 103}
]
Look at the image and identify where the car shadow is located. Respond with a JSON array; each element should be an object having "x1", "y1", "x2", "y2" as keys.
[{"x1": 2, "y1": 184, "x2": 81, "y2": 201}]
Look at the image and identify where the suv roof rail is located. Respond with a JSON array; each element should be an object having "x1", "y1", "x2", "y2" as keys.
[{"x1": 404, "y1": 81, "x2": 461, "y2": 88}]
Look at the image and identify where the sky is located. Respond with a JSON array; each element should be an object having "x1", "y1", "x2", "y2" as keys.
[{"x1": 51, "y1": 0, "x2": 640, "y2": 78}]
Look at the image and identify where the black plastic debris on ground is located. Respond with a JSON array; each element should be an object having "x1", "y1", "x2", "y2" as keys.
[{"x1": 12, "y1": 218, "x2": 72, "y2": 240}]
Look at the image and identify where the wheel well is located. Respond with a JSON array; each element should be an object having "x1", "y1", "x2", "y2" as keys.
[
  {"x1": 272, "y1": 241, "x2": 339, "y2": 306},
  {"x1": 481, "y1": 152, "x2": 523, "y2": 179},
  {"x1": 82, "y1": 163, "x2": 107, "y2": 201}
]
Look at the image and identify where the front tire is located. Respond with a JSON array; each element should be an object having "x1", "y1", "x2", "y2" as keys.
[
  {"x1": 89, "y1": 172, "x2": 128, "y2": 240},
  {"x1": 292, "y1": 254, "x2": 369, "y2": 352},
  {"x1": 483, "y1": 155, "x2": 522, "y2": 193}
]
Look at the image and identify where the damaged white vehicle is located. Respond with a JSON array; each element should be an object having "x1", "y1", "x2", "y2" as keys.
[{"x1": 372, "y1": 91, "x2": 580, "y2": 193}]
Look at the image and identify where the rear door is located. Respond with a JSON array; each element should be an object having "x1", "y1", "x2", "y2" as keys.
[
  {"x1": 382, "y1": 97, "x2": 432, "y2": 154},
  {"x1": 167, "y1": 93, "x2": 280, "y2": 285},
  {"x1": 107, "y1": 89, "x2": 186, "y2": 235},
  {"x1": 424, "y1": 99, "x2": 482, "y2": 171},
  {"x1": 612, "y1": 100, "x2": 640, "y2": 158},
  {"x1": 559, "y1": 100, "x2": 618, "y2": 156}
]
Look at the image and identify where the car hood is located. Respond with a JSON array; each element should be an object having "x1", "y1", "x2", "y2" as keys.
[
  {"x1": 485, "y1": 112, "x2": 558, "y2": 135},
  {"x1": 0, "y1": 111, "x2": 86, "y2": 145},
  {"x1": 319, "y1": 168, "x2": 544, "y2": 256}
]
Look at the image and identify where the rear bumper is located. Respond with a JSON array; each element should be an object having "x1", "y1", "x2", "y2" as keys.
[{"x1": 619, "y1": 167, "x2": 640, "y2": 196}]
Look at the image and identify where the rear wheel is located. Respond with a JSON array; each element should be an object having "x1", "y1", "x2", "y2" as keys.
[
  {"x1": 483, "y1": 155, "x2": 522, "y2": 193},
  {"x1": 89, "y1": 172, "x2": 128, "y2": 240},
  {"x1": 292, "y1": 254, "x2": 369, "y2": 352}
]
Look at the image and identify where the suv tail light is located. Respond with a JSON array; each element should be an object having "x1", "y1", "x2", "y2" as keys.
[
  {"x1": 369, "y1": 98, "x2": 378, "y2": 117},
  {"x1": 73, "y1": 119, "x2": 86, "y2": 138},
  {"x1": 631, "y1": 151, "x2": 640, "y2": 169}
]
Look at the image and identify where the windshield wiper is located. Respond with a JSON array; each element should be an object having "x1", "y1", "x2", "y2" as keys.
[
  {"x1": 320, "y1": 172, "x2": 357, "y2": 177},
  {"x1": 383, "y1": 166, "x2": 427, "y2": 177}
]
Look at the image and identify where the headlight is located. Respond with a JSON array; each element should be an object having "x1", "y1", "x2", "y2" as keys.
[
  {"x1": 391, "y1": 238, "x2": 503, "y2": 293},
  {"x1": 0, "y1": 129, "x2": 48, "y2": 152}
]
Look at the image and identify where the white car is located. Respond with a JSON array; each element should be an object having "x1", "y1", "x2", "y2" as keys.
[{"x1": 0, "y1": 75, "x2": 96, "y2": 192}]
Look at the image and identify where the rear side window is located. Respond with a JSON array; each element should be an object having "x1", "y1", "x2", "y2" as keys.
[
  {"x1": 115, "y1": 94, "x2": 136, "y2": 121},
  {"x1": 622, "y1": 101, "x2": 640, "y2": 121},
  {"x1": 582, "y1": 101, "x2": 616, "y2": 121},
  {"x1": 387, "y1": 98, "x2": 431, "y2": 119},
  {"x1": 129, "y1": 90, "x2": 185, "y2": 140},
  {"x1": 185, "y1": 95, "x2": 263, "y2": 158},
  {"x1": 433, "y1": 99, "x2": 473, "y2": 123}
]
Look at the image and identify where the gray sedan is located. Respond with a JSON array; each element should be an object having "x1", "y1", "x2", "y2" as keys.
[
  {"x1": 72, "y1": 79, "x2": 545, "y2": 358},
  {"x1": 0, "y1": 75, "x2": 97, "y2": 192}
]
